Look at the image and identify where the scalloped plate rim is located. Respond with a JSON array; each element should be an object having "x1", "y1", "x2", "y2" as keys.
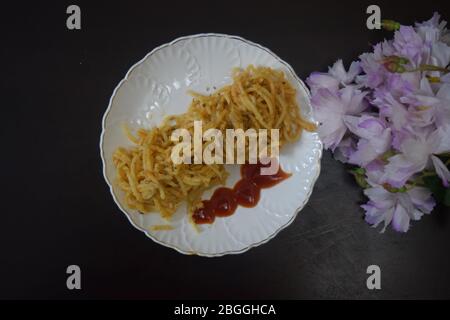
[{"x1": 100, "y1": 33, "x2": 323, "y2": 257}]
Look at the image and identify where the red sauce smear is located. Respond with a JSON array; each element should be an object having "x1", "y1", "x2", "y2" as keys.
[{"x1": 193, "y1": 159, "x2": 291, "y2": 224}]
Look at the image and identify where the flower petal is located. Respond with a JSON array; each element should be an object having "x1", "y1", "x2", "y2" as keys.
[
  {"x1": 340, "y1": 87, "x2": 368, "y2": 115},
  {"x1": 333, "y1": 137, "x2": 356, "y2": 163},
  {"x1": 383, "y1": 154, "x2": 424, "y2": 188},
  {"x1": 407, "y1": 186, "x2": 436, "y2": 214},
  {"x1": 348, "y1": 139, "x2": 379, "y2": 166},
  {"x1": 431, "y1": 42, "x2": 450, "y2": 68},
  {"x1": 306, "y1": 72, "x2": 340, "y2": 94},
  {"x1": 435, "y1": 124, "x2": 450, "y2": 154},
  {"x1": 431, "y1": 154, "x2": 450, "y2": 187},
  {"x1": 363, "y1": 186, "x2": 394, "y2": 207},
  {"x1": 392, "y1": 203, "x2": 411, "y2": 232}
]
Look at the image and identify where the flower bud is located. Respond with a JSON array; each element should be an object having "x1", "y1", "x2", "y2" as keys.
[
  {"x1": 384, "y1": 61, "x2": 406, "y2": 73},
  {"x1": 381, "y1": 56, "x2": 409, "y2": 73},
  {"x1": 350, "y1": 167, "x2": 369, "y2": 188},
  {"x1": 397, "y1": 57, "x2": 409, "y2": 65},
  {"x1": 381, "y1": 20, "x2": 401, "y2": 31}
]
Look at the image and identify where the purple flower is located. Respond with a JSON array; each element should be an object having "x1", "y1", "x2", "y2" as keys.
[
  {"x1": 382, "y1": 126, "x2": 450, "y2": 187},
  {"x1": 385, "y1": 72, "x2": 421, "y2": 99},
  {"x1": 365, "y1": 159, "x2": 386, "y2": 186},
  {"x1": 393, "y1": 26, "x2": 429, "y2": 66},
  {"x1": 362, "y1": 185, "x2": 435, "y2": 232},
  {"x1": 391, "y1": 128, "x2": 412, "y2": 151},
  {"x1": 307, "y1": 72, "x2": 340, "y2": 95},
  {"x1": 415, "y1": 12, "x2": 449, "y2": 44},
  {"x1": 401, "y1": 78, "x2": 450, "y2": 127},
  {"x1": 328, "y1": 59, "x2": 361, "y2": 85},
  {"x1": 358, "y1": 40, "x2": 395, "y2": 89},
  {"x1": 431, "y1": 156, "x2": 450, "y2": 188},
  {"x1": 311, "y1": 86, "x2": 368, "y2": 151},
  {"x1": 307, "y1": 12, "x2": 450, "y2": 233},
  {"x1": 343, "y1": 114, "x2": 392, "y2": 166},
  {"x1": 306, "y1": 59, "x2": 361, "y2": 95},
  {"x1": 333, "y1": 137, "x2": 357, "y2": 163},
  {"x1": 372, "y1": 91, "x2": 410, "y2": 130},
  {"x1": 430, "y1": 41, "x2": 450, "y2": 68}
]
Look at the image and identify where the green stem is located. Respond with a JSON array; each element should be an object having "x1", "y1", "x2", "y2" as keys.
[
  {"x1": 438, "y1": 152, "x2": 450, "y2": 157},
  {"x1": 381, "y1": 20, "x2": 401, "y2": 31},
  {"x1": 409, "y1": 65, "x2": 450, "y2": 74}
]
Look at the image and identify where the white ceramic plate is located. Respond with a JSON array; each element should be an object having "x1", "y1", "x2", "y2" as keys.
[{"x1": 100, "y1": 34, "x2": 322, "y2": 257}]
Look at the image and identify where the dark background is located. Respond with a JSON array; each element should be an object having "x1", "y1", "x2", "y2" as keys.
[{"x1": 1, "y1": 0, "x2": 450, "y2": 299}]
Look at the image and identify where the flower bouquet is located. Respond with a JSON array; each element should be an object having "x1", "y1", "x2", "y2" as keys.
[{"x1": 307, "y1": 13, "x2": 450, "y2": 232}]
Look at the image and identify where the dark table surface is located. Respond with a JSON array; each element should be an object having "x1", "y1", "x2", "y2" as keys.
[{"x1": 2, "y1": 0, "x2": 450, "y2": 299}]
